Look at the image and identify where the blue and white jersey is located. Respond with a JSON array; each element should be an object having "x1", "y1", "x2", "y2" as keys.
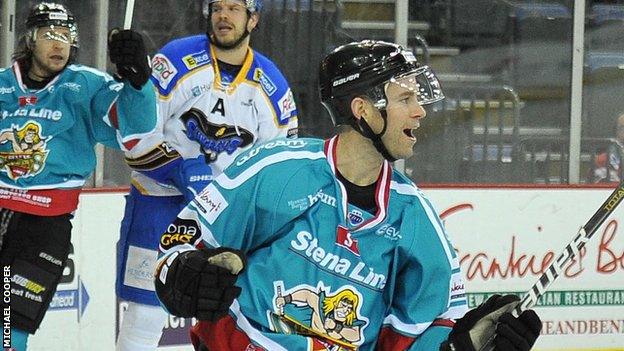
[
  {"x1": 0, "y1": 62, "x2": 156, "y2": 190},
  {"x1": 134, "y1": 35, "x2": 298, "y2": 196},
  {"x1": 159, "y1": 137, "x2": 467, "y2": 351}
]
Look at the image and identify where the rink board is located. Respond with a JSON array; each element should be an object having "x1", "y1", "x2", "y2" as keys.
[{"x1": 18, "y1": 187, "x2": 623, "y2": 351}]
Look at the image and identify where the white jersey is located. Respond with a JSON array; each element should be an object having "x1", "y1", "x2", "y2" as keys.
[{"x1": 132, "y1": 34, "x2": 298, "y2": 195}]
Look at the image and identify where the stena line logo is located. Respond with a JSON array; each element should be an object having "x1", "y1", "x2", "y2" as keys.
[
  {"x1": 290, "y1": 230, "x2": 385, "y2": 290},
  {"x1": 336, "y1": 225, "x2": 360, "y2": 256}
]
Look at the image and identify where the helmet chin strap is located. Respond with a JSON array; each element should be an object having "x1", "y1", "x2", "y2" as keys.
[{"x1": 353, "y1": 110, "x2": 397, "y2": 162}]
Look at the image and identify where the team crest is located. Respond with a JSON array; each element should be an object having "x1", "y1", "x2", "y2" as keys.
[
  {"x1": 180, "y1": 108, "x2": 254, "y2": 163},
  {"x1": 269, "y1": 281, "x2": 369, "y2": 351},
  {"x1": 0, "y1": 122, "x2": 50, "y2": 180}
]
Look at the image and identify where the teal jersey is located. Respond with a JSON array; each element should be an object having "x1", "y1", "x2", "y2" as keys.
[
  {"x1": 0, "y1": 62, "x2": 156, "y2": 189},
  {"x1": 160, "y1": 137, "x2": 468, "y2": 351}
]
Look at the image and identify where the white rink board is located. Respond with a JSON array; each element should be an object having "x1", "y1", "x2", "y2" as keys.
[
  {"x1": 25, "y1": 188, "x2": 624, "y2": 351},
  {"x1": 27, "y1": 192, "x2": 123, "y2": 351},
  {"x1": 426, "y1": 187, "x2": 624, "y2": 351}
]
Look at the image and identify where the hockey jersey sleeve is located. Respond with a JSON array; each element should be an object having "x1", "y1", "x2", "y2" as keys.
[
  {"x1": 149, "y1": 42, "x2": 192, "y2": 126},
  {"x1": 376, "y1": 193, "x2": 468, "y2": 351},
  {"x1": 119, "y1": 42, "x2": 194, "y2": 183},
  {"x1": 68, "y1": 65, "x2": 157, "y2": 151},
  {"x1": 252, "y1": 57, "x2": 299, "y2": 141},
  {"x1": 157, "y1": 139, "x2": 324, "y2": 257},
  {"x1": 256, "y1": 87, "x2": 298, "y2": 141}
]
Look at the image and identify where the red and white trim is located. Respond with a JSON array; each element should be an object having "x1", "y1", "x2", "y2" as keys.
[
  {"x1": 12, "y1": 61, "x2": 61, "y2": 93},
  {"x1": 324, "y1": 136, "x2": 392, "y2": 232}
]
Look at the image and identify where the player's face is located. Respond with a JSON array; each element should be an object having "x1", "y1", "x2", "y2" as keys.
[
  {"x1": 30, "y1": 26, "x2": 71, "y2": 78},
  {"x1": 210, "y1": 0, "x2": 258, "y2": 48},
  {"x1": 25, "y1": 130, "x2": 36, "y2": 142},
  {"x1": 379, "y1": 76, "x2": 427, "y2": 159},
  {"x1": 334, "y1": 299, "x2": 353, "y2": 322}
]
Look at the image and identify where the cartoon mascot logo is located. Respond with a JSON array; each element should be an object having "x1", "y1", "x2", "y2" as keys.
[
  {"x1": 269, "y1": 282, "x2": 369, "y2": 351},
  {"x1": 0, "y1": 122, "x2": 49, "y2": 180},
  {"x1": 180, "y1": 108, "x2": 254, "y2": 163}
]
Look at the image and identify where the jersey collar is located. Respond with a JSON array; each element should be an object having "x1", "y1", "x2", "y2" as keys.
[
  {"x1": 209, "y1": 44, "x2": 254, "y2": 94},
  {"x1": 324, "y1": 135, "x2": 392, "y2": 232},
  {"x1": 12, "y1": 61, "x2": 61, "y2": 94}
]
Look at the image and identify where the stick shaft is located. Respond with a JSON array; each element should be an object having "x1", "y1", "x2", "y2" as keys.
[
  {"x1": 479, "y1": 181, "x2": 624, "y2": 351},
  {"x1": 123, "y1": 0, "x2": 135, "y2": 29},
  {"x1": 514, "y1": 180, "x2": 624, "y2": 316}
]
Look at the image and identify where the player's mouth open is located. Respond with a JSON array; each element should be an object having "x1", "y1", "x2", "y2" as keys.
[
  {"x1": 50, "y1": 55, "x2": 64, "y2": 61},
  {"x1": 217, "y1": 24, "x2": 233, "y2": 32},
  {"x1": 403, "y1": 128, "x2": 417, "y2": 140}
]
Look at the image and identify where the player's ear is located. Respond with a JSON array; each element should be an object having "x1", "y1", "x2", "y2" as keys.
[
  {"x1": 350, "y1": 96, "x2": 371, "y2": 123},
  {"x1": 247, "y1": 12, "x2": 259, "y2": 31}
]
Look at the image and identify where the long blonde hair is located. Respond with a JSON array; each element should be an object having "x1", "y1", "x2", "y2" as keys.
[
  {"x1": 322, "y1": 289, "x2": 359, "y2": 325},
  {"x1": 16, "y1": 123, "x2": 41, "y2": 145}
]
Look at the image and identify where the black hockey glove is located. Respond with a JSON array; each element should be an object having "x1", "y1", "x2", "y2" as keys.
[
  {"x1": 108, "y1": 28, "x2": 151, "y2": 89},
  {"x1": 155, "y1": 247, "x2": 245, "y2": 321},
  {"x1": 440, "y1": 294, "x2": 542, "y2": 351}
]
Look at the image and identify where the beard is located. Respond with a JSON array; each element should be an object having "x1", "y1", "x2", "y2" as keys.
[{"x1": 209, "y1": 28, "x2": 250, "y2": 50}]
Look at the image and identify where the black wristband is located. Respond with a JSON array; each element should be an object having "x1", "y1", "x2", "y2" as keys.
[{"x1": 283, "y1": 294, "x2": 292, "y2": 304}]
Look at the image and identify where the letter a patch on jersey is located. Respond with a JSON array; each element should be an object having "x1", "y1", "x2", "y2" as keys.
[
  {"x1": 336, "y1": 225, "x2": 360, "y2": 256},
  {"x1": 211, "y1": 98, "x2": 225, "y2": 116}
]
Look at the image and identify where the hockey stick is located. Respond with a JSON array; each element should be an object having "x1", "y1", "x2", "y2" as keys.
[
  {"x1": 118, "y1": 0, "x2": 139, "y2": 75},
  {"x1": 480, "y1": 180, "x2": 624, "y2": 351},
  {"x1": 123, "y1": 0, "x2": 135, "y2": 30}
]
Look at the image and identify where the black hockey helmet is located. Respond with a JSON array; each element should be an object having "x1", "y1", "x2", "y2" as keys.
[
  {"x1": 26, "y1": 2, "x2": 79, "y2": 48},
  {"x1": 319, "y1": 40, "x2": 443, "y2": 126}
]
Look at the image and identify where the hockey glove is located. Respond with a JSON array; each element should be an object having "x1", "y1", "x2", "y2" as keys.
[
  {"x1": 155, "y1": 247, "x2": 245, "y2": 321},
  {"x1": 170, "y1": 156, "x2": 213, "y2": 203},
  {"x1": 440, "y1": 294, "x2": 542, "y2": 351},
  {"x1": 108, "y1": 28, "x2": 151, "y2": 89}
]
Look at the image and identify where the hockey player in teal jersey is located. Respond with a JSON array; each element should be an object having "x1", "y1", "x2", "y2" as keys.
[
  {"x1": 0, "y1": 3, "x2": 155, "y2": 350},
  {"x1": 154, "y1": 41, "x2": 542, "y2": 351},
  {"x1": 115, "y1": 1, "x2": 298, "y2": 350}
]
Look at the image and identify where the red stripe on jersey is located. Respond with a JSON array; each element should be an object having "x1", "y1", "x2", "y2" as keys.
[
  {"x1": 0, "y1": 187, "x2": 81, "y2": 216},
  {"x1": 375, "y1": 326, "x2": 415, "y2": 351},
  {"x1": 191, "y1": 318, "x2": 266, "y2": 351},
  {"x1": 109, "y1": 102, "x2": 119, "y2": 129},
  {"x1": 431, "y1": 318, "x2": 456, "y2": 328},
  {"x1": 123, "y1": 138, "x2": 139, "y2": 150}
]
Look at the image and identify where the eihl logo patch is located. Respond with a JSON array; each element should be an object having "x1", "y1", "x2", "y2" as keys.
[{"x1": 348, "y1": 209, "x2": 364, "y2": 225}]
